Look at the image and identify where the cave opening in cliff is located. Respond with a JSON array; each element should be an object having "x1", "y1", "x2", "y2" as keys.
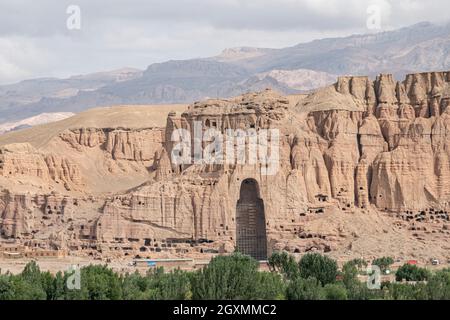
[{"x1": 236, "y1": 178, "x2": 267, "y2": 260}]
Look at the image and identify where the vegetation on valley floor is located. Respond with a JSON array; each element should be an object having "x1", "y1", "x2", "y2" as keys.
[{"x1": 0, "y1": 252, "x2": 448, "y2": 300}]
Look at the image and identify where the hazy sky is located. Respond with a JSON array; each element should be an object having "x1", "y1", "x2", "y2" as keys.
[{"x1": 0, "y1": 0, "x2": 449, "y2": 84}]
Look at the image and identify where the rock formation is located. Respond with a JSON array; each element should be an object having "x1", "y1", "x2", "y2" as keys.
[{"x1": 1, "y1": 72, "x2": 450, "y2": 263}]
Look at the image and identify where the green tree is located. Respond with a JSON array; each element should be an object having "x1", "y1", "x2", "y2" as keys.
[
  {"x1": 341, "y1": 261, "x2": 372, "y2": 300},
  {"x1": 346, "y1": 258, "x2": 367, "y2": 271},
  {"x1": 342, "y1": 261, "x2": 358, "y2": 287},
  {"x1": 387, "y1": 283, "x2": 428, "y2": 300},
  {"x1": 69, "y1": 265, "x2": 123, "y2": 300},
  {"x1": 426, "y1": 269, "x2": 450, "y2": 300},
  {"x1": 191, "y1": 253, "x2": 260, "y2": 300},
  {"x1": 9, "y1": 254, "x2": 450, "y2": 300},
  {"x1": 145, "y1": 268, "x2": 192, "y2": 300},
  {"x1": 372, "y1": 257, "x2": 394, "y2": 274},
  {"x1": 298, "y1": 253, "x2": 338, "y2": 286},
  {"x1": 286, "y1": 276, "x2": 324, "y2": 300},
  {"x1": 323, "y1": 283, "x2": 348, "y2": 300},
  {"x1": 40, "y1": 271, "x2": 56, "y2": 300},
  {"x1": 10, "y1": 276, "x2": 46, "y2": 300},
  {"x1": 253, "y1": 271, "x2": 286, "y2": 300},
  {"x1": 395, "y1": 264, "x2": 430, "y2": 282},
  {"x1": 122, "y1": 271, "x2": 149, "y2": 300},
  {"x1": 52, "y1": 271, "x2": 67, "y2": 300},
  {"x1": 0, "y1": 274, "x2": 15, "y2": 300},
  {"x1": 268, "y1": 251, "x2": 299, "y2": 280},
  {"x1": 12, "y1": 261, "x2": 47, "y2": 300}
]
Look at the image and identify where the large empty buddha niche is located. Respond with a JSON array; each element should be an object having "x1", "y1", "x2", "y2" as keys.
[{"x1": 236, "y1": 179, "x2": 267, "y2": 260}]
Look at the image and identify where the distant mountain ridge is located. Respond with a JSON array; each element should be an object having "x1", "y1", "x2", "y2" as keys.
[
  {"x1": 218, "y1": 21, "x2": 450, "y2": 77},
  {"x1": 1, "y1": 21, "x2": 449, "y2": 126}
]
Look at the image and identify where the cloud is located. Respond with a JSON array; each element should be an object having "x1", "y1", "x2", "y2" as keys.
[
  {"x1": 0, "y1": 0, "x2": 448, "y2": 84},
  {"x1": 0, "y1": 37, "x2": 52, "y2": 83}
]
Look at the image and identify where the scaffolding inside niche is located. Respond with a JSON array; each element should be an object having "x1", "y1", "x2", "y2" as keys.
[{"x1": 236, "y1": 179, "x2": 267, "y2": 260}]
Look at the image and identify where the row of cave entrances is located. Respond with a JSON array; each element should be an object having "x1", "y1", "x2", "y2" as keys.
[
  {"x1": 108, "y1": 178, "x2": 270, "y2": 261},
  {"x1": 110, "y1": 178, "x2": 270, "y2": 260}
]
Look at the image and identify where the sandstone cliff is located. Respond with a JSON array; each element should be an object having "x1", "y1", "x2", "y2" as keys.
[{"x1": 1, "y1": 74, "x2": 450, "y2": 263}]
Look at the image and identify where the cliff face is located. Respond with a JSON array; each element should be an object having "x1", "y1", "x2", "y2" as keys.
[
  {"x1": 0, "y1": 143, "x2": 83, "y2": 189},
  {"x1": 1, "y1": 72, "x2": 450, "y2": 262},
  {"x1": 59, "y1": 127, "x2": 163, "y2": 162},
  {"x1": 343, "y1": 72, "x2": 450, "y2": 212},
  {"x1": 296, "y1": 72, "x2": 450, "y2": 213}
]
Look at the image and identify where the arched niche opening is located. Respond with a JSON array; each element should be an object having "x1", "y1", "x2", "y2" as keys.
[{"x1": 235, "y1": 178, "x2": 267, "y2": 260}]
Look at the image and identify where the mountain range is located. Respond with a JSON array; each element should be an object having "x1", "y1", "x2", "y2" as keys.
[{"x1": 1, "y1": 21, "x2": 449, "y2": 129}]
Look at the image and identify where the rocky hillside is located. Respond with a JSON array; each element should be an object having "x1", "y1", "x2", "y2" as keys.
[{"x1": 0, "y1": 71, "x2": 449, "y2": 263}]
